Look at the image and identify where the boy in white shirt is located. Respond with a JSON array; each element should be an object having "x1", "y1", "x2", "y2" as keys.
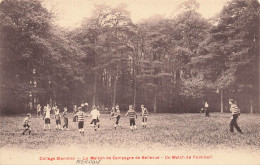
[
  {"x1": 44, "y1": 104, "x2": 51, "y2": 131},
  {"x1": 140, "y1": 105, "x2": 149, "y2": 128},
  {"x1": 74, "y1": 107, "x2": 89, "y2": 136},
  {"x1": 114, "y1": 105, "x2": 122, "y2": 130},
  {"x1": 90, "y1": 106, "x2": 100, "y2": 131},
  {"x1": 205, "y1": 101, "x2": 209, "y2": 117}
]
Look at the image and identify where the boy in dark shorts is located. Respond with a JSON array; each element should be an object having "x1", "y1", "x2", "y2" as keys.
[
  {"x1": 44, "y1": 104, "x2": 51, "y2": 131},
  {"x1": 54, "y1": 108, "x2": 61, "y2": 131},
  {"x1": 90, "y1": 106, "x2": 100, "y2": 131},
  {"x1": 140, "y1": 105, "x2": 148, "y2": 128},
  {"x1": 125, "y1": 105, "x2": 138, "y2": 132},
  {"x1": 22, "y1": 113, "x2": 32, "y2": 135},
  {"x1": 62, "y1": 107, "x2": 69, "y2": 130},
  {"x1": 229, "y1": 99, "x2": 242, "y2": 133},
  {"x1": 205, "y1": 101, "x2": 209, "y2": 117},
  {"x1": 74, "y1": 107, "x2": 89, "y2": 135},
  {"x1": 114, "y1": 105, "x2": 122, "y2": 130}
]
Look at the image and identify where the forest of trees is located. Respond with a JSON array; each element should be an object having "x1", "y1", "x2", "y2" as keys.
[{"x1": 0, "y1": 0, "x2": 259, "y2": 114}]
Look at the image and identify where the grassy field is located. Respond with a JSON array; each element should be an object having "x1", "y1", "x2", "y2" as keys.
[{"x1": 0, "y1": 112, "x2": 260, "y2": 165}]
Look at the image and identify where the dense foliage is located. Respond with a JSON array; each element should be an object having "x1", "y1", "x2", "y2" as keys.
[{"x1": 0, "y1": 0, "x2": 259, "y2": 113}]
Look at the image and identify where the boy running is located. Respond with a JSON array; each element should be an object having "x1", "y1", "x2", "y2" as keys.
[
  {"x1": 125, "y1": 105, "x2": 138, "y2": 132},
  {"x1": 90, "y1": 106, "x2": 100, "y2": 131},
  {"x1": 229, "y1": 99, "x2": 242, "y2": 133},
  {"x1": 140, "y1": 105, "x2": 148, "y2": 128},
  {"x1": 62, "y1": 107, "x2": 69, "y2": 130},
  {"x1": 114, "y1": 105, "x2": 122, "y2": 130},
  {"x1": 22, "y1": 113, "x2": 32, "y2": 135},
  {"x1": 74, "y1": 107, "x2": 88, "y2": 136},
  {"x1": 44, "y1": 104, "x2": 51, "y2": 131},
  {"x1": 54, "y1": 108, "x2": 61, "y2": 131}
]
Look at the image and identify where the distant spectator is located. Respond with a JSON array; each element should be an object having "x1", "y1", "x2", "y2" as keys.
[
  {"x1": 36, "y1": 104, "x2": 41, "y2": 116},
  {"x1": 205, "y1": 101, "x2": 209, "y2": 117},
  {"x1": 200, "y1": 107, "x2": 204, "y2": 113}
]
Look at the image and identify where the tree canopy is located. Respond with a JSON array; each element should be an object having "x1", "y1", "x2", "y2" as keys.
[{"x1": 0, "y1": 0, "x2": 259, "y2": 113}]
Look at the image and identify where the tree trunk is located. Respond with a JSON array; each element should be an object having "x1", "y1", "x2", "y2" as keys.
[
  {"x1": 133, "y1": 50, "x2": 137, "y2": 108},
  {"x1": 92, "y1": 72, "x2": 97, "y2": 106},
  {"x1": 133, "y1": 79, "x2": 137, "y2": 107},
  {"x1": 112, "y1": 65, "x2": 118, "y2": 107},
  {"x1": 154, "y1": 87, "x2": 157, "y2": 113},
  {"x1": 250, "y1": 100, "x2": 253, "y2": 114},
  {"x1": 220, "y1": 68, "x2": 224, "y2": 113},
  {"x1": 92, "y1": 37, "x2": 97, "y2": 107},
  {"x1": 258, "y1": 17, "x2": 260, "y2": 113},
  {"x1": 173, "y1": 71, "x2": 177, "y2": 113},
  {"x1": 220, "y1": 89, "x2": 224, "y2": 113}
]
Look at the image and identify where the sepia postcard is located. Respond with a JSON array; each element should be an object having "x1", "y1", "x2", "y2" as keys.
[{"x1": 0, "y1": 0, "x2": 259, "y2": 164}]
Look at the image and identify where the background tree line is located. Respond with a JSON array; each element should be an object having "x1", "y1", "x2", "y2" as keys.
[{"x1": 0, "y1": 0, "x2": 259, "y2": 114}]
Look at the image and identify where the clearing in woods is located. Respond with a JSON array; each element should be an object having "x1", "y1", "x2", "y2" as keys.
[{"x1": 0, "y1": 113, "x2": 259, "y2": 165}]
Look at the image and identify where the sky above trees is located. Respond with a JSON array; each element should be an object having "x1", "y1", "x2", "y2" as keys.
[{"x1": 41, "y1": 0, "x2": 231, "y2": 28}]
